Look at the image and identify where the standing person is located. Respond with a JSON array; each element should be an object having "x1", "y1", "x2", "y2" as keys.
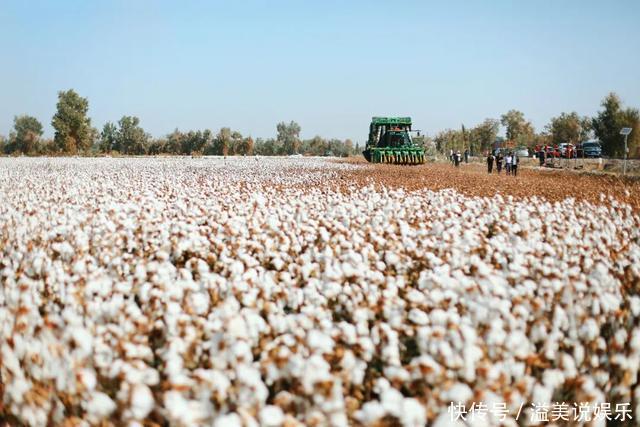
[
  {"x1": 486, "y1": 152, "x2": 494, "y2": 173},
  {"x1": 449, "y1": 149, "x2": 454, "y2": 164},
  {"x1": 512, "y1": 153, "x2": 519, "y2": 176},
  {"x1": 496, "y1": 151, "x2": 503, "y2": 174},
  {"x1": 454, "y1": 150, "x2": 461, "y2": 167},
  {"x1": 539, "y1": 148, "x2": 545, "y2": 166},
  {"x1": 505, "y1": 152, "x2": 512, "y2": 175},
  {"x1": 464, "y1": 149, "x2": 469, "y2": 163}
]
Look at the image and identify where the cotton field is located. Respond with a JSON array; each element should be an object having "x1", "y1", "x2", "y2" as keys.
[{"x1": 1, "y1": 156, "x2": 640, "y2": 427}]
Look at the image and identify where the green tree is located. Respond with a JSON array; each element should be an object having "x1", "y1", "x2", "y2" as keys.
[
  {"x1": 434, "y1": 129, "x2": 463, "y2": 154},
  {"x1": 164, "y1": 129, "x2": 184, "y2": 154},
  {"x1": 592, "y1": 93, "x2": 640, "y2": 157},
  {"x1": 304, "y1": 136, "x2": 326, "y2": 156},
  {"x1": 277, "y1": 121, "x2": 301, "y2": 154},
  {"x1": 547, "y1": 112, "x2": 591, "y2": 146},
  {"x1": 99, "y1": 122, "x2": 118, "y2": 153},
  {"x1": 239, "y1": 136, "x2": 254, "y2": 155},
  {"x1": 469, "y1": 119, "x2": 499, "y2": 155},
  {"x1": 500, "y1": 110, "x2": 534, "y2": 146},
  {"x1": 229, "y1": 131, "x2": 243, "y2": 155},
  {"x1": 11, "y1": 115, "x2": 43, "y2": 154},
  {"x1": 117, "y1": 116, "x2": 149, "y2": 155},
  {"x1": 213, "y1": 127, "x2": 232, "y2": 156},
  {"x1": 51, "y1": 89, "x2": 95, "y2": 153},
  {"x1": 344, "y1": 139, "x2": 354, "y2": 156}
]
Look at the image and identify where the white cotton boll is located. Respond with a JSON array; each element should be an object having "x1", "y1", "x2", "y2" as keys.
[
  {"x1": 630, "y1": 296, "x2": 640, "y2": 317},
  {"x1": 408, "y1": 308, "x2": 429, "y2": 325},
  {"x1": 214, "y1": 413, "x2": 242, "y2": 427},
  {"x1": 531, "y1": 383, "x2": 552, "y2": 404},
  {"x1": 85, "y1": 392, "x2": 116, "y2": 422},
  {"x1": 356, "y1": 401, "x2": 386, "y2": 425},
  {"x1": 259, "y1": 405, "x2": 284, "y2": 427},
  {"x1": 505, "y1": 331, "x2": 531, "y2": 359},
  {"x1": 406, "y1": 289, "x2": 425, "y2": 305},
  {"x1": 307, "y1": 329, "x2": 334, "y2": 354},
  {"x1": 579, "y1": 318, "x2": 599, "y2": 341},
  {"x1": 52, "y1": 241, "x2": 74, "y2": 261},
  {"x1": 188, "y1": 291, "x2": 210, "y2": 315},
  {"x1": 227, "y1": 316, "x2": 248, "y2": 340},
  {"x1": 339, "y1": 322, "x2": 357, "y2": 345},
  {"x1": 614, "y1": 329, "x2": 628, "y2": 347},
  {"x1": 542, "y1": 369, "x2": 564, "y2": 390},
  {"x1": 462, "y1": 345, "x2": 482, "y2": 382},
  {"x1": 79, "y1": 368, "x2": 97, "y2": 390},
  {"x1": 400, "y1": 398, "x2": 426, "y2": 427},
  {"x1": 442, "y1": 383, "x2": 472, "y2": 404},
  {"x1": 130, "y1": 384, "x2": 155, "y2": 419},
  {"x1": 384, "y1": 366, "x2": 410, "y2": 382},
  {"x1": 272, "y1": 257, "x2": 284, "y2": 271},
  {"x1": 630, "y1": 328, "x2": 640, "y2": 353},
  {"x1": 430, "y1": 309, "x2": 447, "y2": 326},
  {"x1": 380, "y1": 387, "x2": 404, "y2": 416},
  {"x1": 164, "y1": 391, "x2": 189, "y2": 422},
  {"x1": 302, "y1": 355, "x2": 331, "y2": 394},
  {"x1": 71, "y1": 327, "x2": 93, "y2": 358},
  {"x1": 72, "y1": 259, "x2": 87, "y2": 275}
]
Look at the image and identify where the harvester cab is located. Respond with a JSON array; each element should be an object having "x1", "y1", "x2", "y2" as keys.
[{"x1": 362, "y1": 117, "x2": 425, "y2": 165}]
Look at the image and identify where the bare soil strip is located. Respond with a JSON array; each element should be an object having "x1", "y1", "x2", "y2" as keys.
[{"x1": 336, "y1": 158, "x2": 640, "y2": 211}]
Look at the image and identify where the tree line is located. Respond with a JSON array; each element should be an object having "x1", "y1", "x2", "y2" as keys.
[
  {"x1": 2, "y1": 90, "x2": 638, "y2": 158},
  {"x1": 433, "y1": 92, "x2": 639, "y2": 158},
  {"x1": 0, "y1": 90, "x2": 358, "y2": 157}
]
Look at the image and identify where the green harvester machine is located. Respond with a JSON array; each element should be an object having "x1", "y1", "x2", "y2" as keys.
[{"x1": 362, "y1": 117, "x2": 425, "y2": 165}]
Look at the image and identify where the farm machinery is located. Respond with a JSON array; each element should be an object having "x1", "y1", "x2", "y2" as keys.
[{"x1": 362, "y1": 117, "x2": 425, "y2": 165}]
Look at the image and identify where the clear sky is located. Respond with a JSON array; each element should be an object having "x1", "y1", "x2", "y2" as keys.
[{"x1": 1, "y1": 0, "x2": 639, "y2": 142}]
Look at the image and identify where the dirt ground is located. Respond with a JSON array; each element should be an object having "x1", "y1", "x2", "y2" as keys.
[{"x1": 337, "y1": 157, "x2": 640, "y2": 212}]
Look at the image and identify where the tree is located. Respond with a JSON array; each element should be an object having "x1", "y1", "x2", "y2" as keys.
[
  {"x1": 592, "y1": 93, "x2": 640, "y2": 157},
  {"x1": 434, "y1": 129, "x2": 463, "y2": 154},
  {"x1": 11, "y1": 115, "x2": 43, "y2": 154},
  {"x1": 99, "y1": 122, "x2": 118, "y2": 153},
  {"x1": 277, "y1": 121, "x2": 301, "y2": 154},
  {"x1": 344, "y1": 139, "x2": 354, "y2": 156},
  {"x1": 469, "y1": 119, "x2": 499, "y2": 155},
  {"x1": 240, "y1": 136, "x2": 254, "y2": 155},
  {"x1": 500, "y1": 110, "x2": 534, "y2": 146},
  {"x1": 117, "y1": 116, "x2": 149, "y2": 155},
  {"x1": 52, "y1": 89, "x2": 95, "y2": 153},
  {"x1": 546, "y1": 112, "x2": 591, "y2": 146},
  {"x1": 230, "y1": 131, "x2": 243, "y2": 155},
  {"x1": 213, "y1": 127, "x2": 232, "y2": 156}
]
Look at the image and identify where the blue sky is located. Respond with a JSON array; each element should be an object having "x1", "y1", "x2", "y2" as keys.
[{"x1": 1, "y1": 0, "x2": 639, "y2": 142}]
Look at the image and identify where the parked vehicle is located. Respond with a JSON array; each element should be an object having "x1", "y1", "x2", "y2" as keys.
[
  {"x1": 515, "y1": 147, "x2": 529, "y2": 157},
  {"x1": 577, "y1": 140, "x2": 602, "y2": 158}
]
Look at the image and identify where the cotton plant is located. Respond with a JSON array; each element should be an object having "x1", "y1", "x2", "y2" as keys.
[{"x1": 0, "y1": 156, "x2": 639, "y2": 426}]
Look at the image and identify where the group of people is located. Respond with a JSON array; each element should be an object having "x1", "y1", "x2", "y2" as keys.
[
  {"x1": 449, "y1": 149, "x2": 469, "y2": 167},
  {"x1": 486, "y1": 151, "x2": 519, "y2": 176}
]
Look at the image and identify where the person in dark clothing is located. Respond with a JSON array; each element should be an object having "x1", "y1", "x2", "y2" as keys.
[
  {"x1": 539, "y1": 149, "x2": 545, "y2": 167},
  {"x1": 512, "y1": 153, "x2": 519, "y2": 176},
  {"x1": 486, "y1": 152, "x2": 494, "y2": 173},
  {"x1": 496, "y1": 152, "x2": 503, "y2": 174},
  {"x1": 464, "y1": 149, "x2": 469, "y2": 163},
  {"x1": 454, "y1": 151, "x2": 461, "y2": 167}
]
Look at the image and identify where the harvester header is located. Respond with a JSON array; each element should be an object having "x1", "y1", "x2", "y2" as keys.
[
  {"x1": 363, "y1": 116, "x2": 425, "y2": 165},
  {"x1": 370, "y1": 117, "x2": 412, "y2": 126}
]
